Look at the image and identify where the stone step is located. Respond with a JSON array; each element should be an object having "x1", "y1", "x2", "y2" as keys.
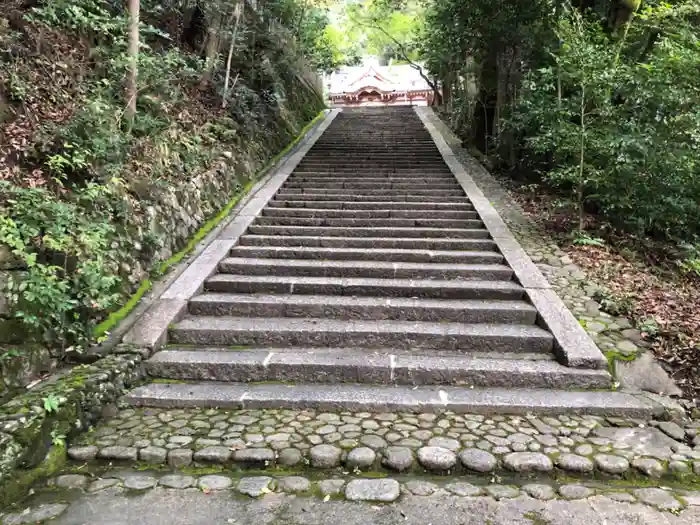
[
  {"x1": 228, "y1": 245, "x2": 503, "y2": 264},
  {"x1": 247, "y1": 225, "x2": 489, "y2": 239},
  {"x1": 204, "y1": 275, "x2": 523, "y2": 300},
  {"x1": 217, "y1": 258, "x2": 512, "y2": 281},
  {"x1": 303, "y1": 152, "x2": 445, "y2": 158},
  {"x1": 287, "y1": 173, "x2": 457, "y2": 179},
  {"x1": 254, "y1": 217, "x2": 482, "y2": 229},
  {"x1": 238, "y1": 235, "x2": 499, "y2": 251},
  {"x1": 169, "y1": 316, "x2": 554, "y2": 353},
  {"x1": 298, "y1": 160, "x2": 449, "y2": 167},
  {"x1": 295, "y1": 165, "x2": 451, "y2": 172},
  {"x1": 272, "y1": 194, "x2": 468, "y2": 203},
  {"x1": 266, "y1": 200, "x2": 474, "y2": 210},
  {"x1": 277, "y1": 188, "x2": 465, "y2": 197},
  {"x1": 189, "y1": 293, "x2": 535, "y2": 323},
  {"x1": 283, "y1": 181, "x2": 462, "y2": 189},
  {"x1": 125, "y1": 382, "x2": 654, "y2": 417},
  {"x1": 261, "y1": 208, "x2": 481, "y2": 220},
  {"x1": 145, "y1": 349, "x2": 611, "y2": 389},
  {"x1": 292, "y1": 167, "x2": 454, "y2": 175}
]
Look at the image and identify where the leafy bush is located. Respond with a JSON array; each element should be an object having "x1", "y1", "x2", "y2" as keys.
[{"x1": 0, "y1": 182, "x2": 125, "y2": 352}]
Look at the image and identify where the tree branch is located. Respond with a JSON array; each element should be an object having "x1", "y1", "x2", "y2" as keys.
[{"x1": 352, "y1": 16, "x2": 441, "y2": 102}]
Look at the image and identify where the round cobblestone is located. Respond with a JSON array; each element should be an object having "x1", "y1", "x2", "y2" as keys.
[
  {"x1": 523, "y1": 484, "x2": 556, "y2": 500},
  {"x1": 460, "y1": 448, "x2": 497, "y2": 472},
  {"x1": 594, "y1": 454, "x2": 629, "y2": 474},
  {"x1": 556, "y1": 453, "x2": 594, "y2": 473},
  {"x1": 417, "y1": 446, "x2": 457, "y2": 472},
  {"x1": 382, "y1": 446, "x2": 414, "y2": 472},
  {"x1": 310, "y1": 444, "x2": 342, "y2": 468},
  {"x1": 278, "y1": 476, "x2": 311, "y2": 493},
  {"x1": 503, "y1": 452, "x2": 553, "y2": 473},
  {"x1": 346, "y1": 447, "x2": 376, "y2": 470},
  {"x1": 559, "y1": 484, "x2": 594, "y2": 500},
  {"x1": 427, "y1": 437, "x2": 461, "y2": 451}
]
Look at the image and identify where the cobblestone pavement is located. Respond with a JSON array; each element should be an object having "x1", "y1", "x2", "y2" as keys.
[
  {"x1": 4, "y1": 473, "x2": 700, "y2": 525},
  {"x1": 69, "y1": 408, "x2": 700, "y2": 479},
  {"x1": 427, "y1": 113, "x2": 677, "y2": 395}
]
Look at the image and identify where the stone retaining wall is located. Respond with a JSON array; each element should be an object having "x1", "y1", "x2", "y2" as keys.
[{"x1": 0, "y1": 351, "x2": 144, "y2": 507}]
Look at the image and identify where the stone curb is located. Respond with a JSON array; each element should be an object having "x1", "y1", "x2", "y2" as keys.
[
  {"x1": 121, "y1": 109, "x2": 341, "y2": 352},
  {"x1": 415, "y1": 107, "x2": 609, "y2": 373},
  {"x1": 22, "y1": 471, "x2": 700, "y2": 513}
]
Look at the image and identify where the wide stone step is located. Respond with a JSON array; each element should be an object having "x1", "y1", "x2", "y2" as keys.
[
  {"x1": 295, "y1": 165, "x2": 451, "y2": 172},
  {"x1": 267, "y1": 200, "x2": 474, "y2": 210},
  {"x1": 189, "y1": 293, "x2": 535, "y2": 323},
  {"x1": 169, "y1": 316, "x2": 554, "y2": 353},
  {"x1": 217, "y1": 258, "x2": 512, "y2": 281},
  {"x1": 247, "y1": 225, "x2": 489, "y2": 239},
  {"x1": 239, "y1": 235, "x2": 499, "y2": 251},
  {"x1": 229, "y1": 245, "x2": 504, "y2": 264},
  {"x1": 298, "y1": 160, "x2": 448, "y2": 166},
  {"x1": 292, "y1": 167, "x2": 454, "y2": 175},
  {"x1": 204, "y1": 275, "x2": 523, "y2": 299},
  {"x1": 125, "y1": 382, "x2": 654, "y2": 417},
  {"x1": 145, "y1": 349, "x2": 611, "y2": 389},
  {"x1": 272, "y1": 194, "x2": 468, "y2": 203},
  {"x1": 305, "y1": 153, "x2": 445, "y2": 158},
  {"x1": 277, "y1": 188, "x2": 466, "y2": 197},
  {"x1": 261, "y1": 208, "x2": 480, "y2": 220},
  {"x1": 287, "y1": 173, "x2": 457, "y2": 179},
  {"x1": 283, "y1": 181, "x2": 462, "y2": 189},
  {"x1": 254, "y1": 216, "x2": 482, "y2": 229}
]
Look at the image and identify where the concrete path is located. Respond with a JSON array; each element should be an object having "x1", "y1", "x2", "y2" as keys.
[{"x1": 6, "y1": 487, "x2": 700, "y2": 525}]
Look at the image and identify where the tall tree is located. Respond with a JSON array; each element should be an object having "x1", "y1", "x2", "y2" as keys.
[{"x1": 125, "y1": 0, "x2": 140, "y2": 127}]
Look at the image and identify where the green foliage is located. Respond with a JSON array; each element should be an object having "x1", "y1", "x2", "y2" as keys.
[
  {"x1": 1, "y1": 0, "x2": 324, "y2": 356},
  {"x1": 43, "y1": 394, "x2": 61, "y2": 413},
  {"x1": 345, "y1": 0, "x2": 423, "y2": 64},
  {"x1": 573, "y1": 232, "x2": 606, "y2": 247},
  {"x1": 0, "y1": 182, "x2": 125, "y2": 352},
  {"x1": 0, "y1": 349, "x2": 23, "y2": 363},
  {"x1": 269, "y1": 0, "x2": 361, "y2": 73},
  {"x1": 509, "y1": 3, "x2": 700, "y2": 241},
  {"x1": 678, "y1": 243, "x2": 700, "y2": 277},
  {"x1": 420, "y1": 0, "x2": 700, "y2": 247}
]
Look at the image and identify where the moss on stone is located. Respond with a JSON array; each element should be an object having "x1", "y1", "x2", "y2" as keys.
[
  {"x1": 604, "y1": 349, "x2": 637, "y2": 377},
  {"x1": 94, "y1": 279, "x2": 152, "y2": 337},
  {"x1": 0, "y1": 443, "x2": 67, "y2": 509},
  {"x1": 523, "y1": 511, "x2": 553, "y2": 525}
]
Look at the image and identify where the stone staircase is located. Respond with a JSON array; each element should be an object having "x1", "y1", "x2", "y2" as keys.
[{"x1": 126, "y1": 107, "x2": 654, "y2": 416}]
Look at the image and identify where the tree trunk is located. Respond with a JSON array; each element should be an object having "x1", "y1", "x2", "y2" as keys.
[
  {"x1": 125, "y1": 0, "x2": 140, "y2": 128},
  {"x1": 200, "y1": 12, "x2": 223, "y2": 89},
  {"x1": 222, "y1": 2, "x2": 244, "y2": 108},
  {"x1": 472, "y1": 47, "x2": 498, "y2": 154}
]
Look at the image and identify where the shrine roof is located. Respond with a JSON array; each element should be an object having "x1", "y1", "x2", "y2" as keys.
[{"x1": 327, "y1": 59, "x2": 432, "y2": 95}]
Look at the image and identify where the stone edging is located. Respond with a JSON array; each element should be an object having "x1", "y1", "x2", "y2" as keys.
[
  {"x1": 68, "y1": 407, "x2": 700, "y2": 482},
  {"x1": 121, "y1": 109, "x2": 341, "y2": 352},
  {"x1": 0, "y1": 351, "x2": 144, "y2": 507},
  {"x1": 415, "y1": 107, "x2": 608, "y2": 372},
  {"x1": 5, "y1": 470, "x2": 698, "y2": 523}
]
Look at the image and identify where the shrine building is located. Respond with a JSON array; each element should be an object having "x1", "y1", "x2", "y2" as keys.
[{"x1": 325, "y1": 59, "x2": 438, "y2": 107}]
